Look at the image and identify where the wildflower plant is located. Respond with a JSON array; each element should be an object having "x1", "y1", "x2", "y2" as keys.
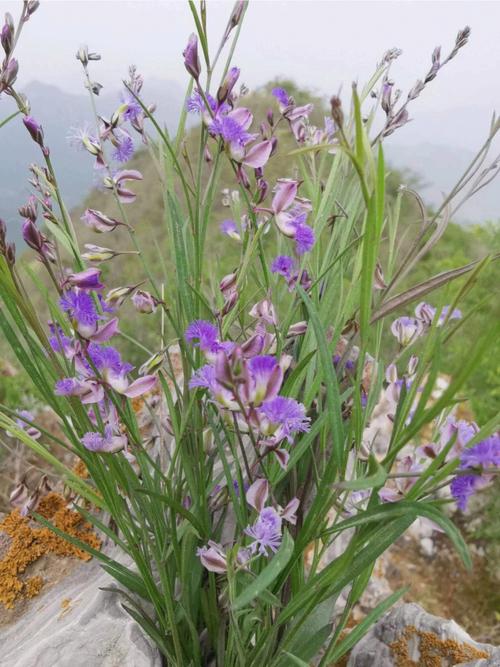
[{"x1": 0, "y1": 2, "x2": 499, "y2": 665}]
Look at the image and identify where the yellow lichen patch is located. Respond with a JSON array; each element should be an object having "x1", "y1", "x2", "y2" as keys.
[
  {"x1": 389, "y1": 624, "x2": 490, "y2": 667},
  {"x1": 0, "y1": 492, "x2": 101, "y2": 609},
  {"x1": 72, "y1": 459, "x2": 89, "y2": 480}
]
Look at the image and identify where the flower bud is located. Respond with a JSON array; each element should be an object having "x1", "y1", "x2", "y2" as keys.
[
  {"x1": 132, "y1": 289, "x2": 157, "y2": 314},
  {"x1": 139, "y1": 349, "x2": 166, "y2": 375},
  {"x1": 1, "y1": 14, "x2": 14, "y2": 56},
  {"x1": 1, "y1": 57, "x2": 18, "y2": 88},
  {"x1": 23, "y1": 116, "x2": 44, "y2": 147},
  {"x1": 221, "y1": 290, "x2": 238, "y2": 316},
  {"x1": 105, "y1": 283, "x2": 138, "y2": 308},
  {"x1": 330, "y1": 95, "x2": 344, "y2": 130},
  {"x1": 287, "y1": 321, "x2": 307, "y2": 336},
  {"x1": 81, "y1": 208, "x2": 123, "y2": 233},
  {"x1": 19, "y1": 196, "x2": 37, "y2": 221},
  {"x1": 183, "y1": 33, "x2": 201, "y2": 80},
  {"x1": 81, "y1": 244, "x2": 116, "y2": 262},
  {"x1": 217, "y1": 66, "x2": 240, "y2": 104},
  {"x1": 219, "y1": 272, "x2": 237, "y2": 295},
  {"x1": 22, "y1": 218, "x2": 43, "y2": 251},
  {"x1": 65, "y1": 267, "x2": 104, "y2": 291},
  {"x1": 26, "y1": 1, "x2": 40, "y2": 17}
]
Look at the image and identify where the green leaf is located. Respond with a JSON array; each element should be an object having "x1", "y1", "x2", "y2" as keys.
[
  {"x1": 335, "y1": 455, "x2": 387, "y2": 491},
  {"x1": 232, "y1": 531, "x2": 294, "y2": 611}
]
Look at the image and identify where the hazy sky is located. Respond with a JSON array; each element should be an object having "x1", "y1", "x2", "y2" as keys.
[{"x1": 5, "y1": 0, "x2": 500, "y2": 118}]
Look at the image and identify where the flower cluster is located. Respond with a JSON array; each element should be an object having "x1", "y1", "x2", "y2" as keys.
[
  {"x1": 51, "y1": 273, "x2": 157, "y2": 453},
  {"x1": 186, "y1": 316, "x2": 310, "y2": 469}
]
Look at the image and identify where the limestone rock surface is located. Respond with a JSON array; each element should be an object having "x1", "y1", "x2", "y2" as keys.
[
  {"x1": 0, "y1": 552, "x2": 161, "y2": 667},
  {"x1": 347, "y1": 602, "x2": 500, "y2": 667}
]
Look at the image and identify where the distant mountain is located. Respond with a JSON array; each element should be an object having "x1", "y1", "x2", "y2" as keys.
[
  {"x1": 0, "y1": 79, "x2": 184, "y2": 244},
  {"x1": 385, "y1": 141, "x2": 500, "y2": 224},
  {"x1": 1, "y1": 81, "x2": 499, "y2": 246}
]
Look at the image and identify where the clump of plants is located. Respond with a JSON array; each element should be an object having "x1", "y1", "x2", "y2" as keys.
[{"x1": 0, "y1": 2, "x2": 499, "y2": 665}]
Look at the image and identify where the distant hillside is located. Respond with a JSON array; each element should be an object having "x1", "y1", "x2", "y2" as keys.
[{"x1": 0, "y1": 79, "x2": 184, "y2": 243}]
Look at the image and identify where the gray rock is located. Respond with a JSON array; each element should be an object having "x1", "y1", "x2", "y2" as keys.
[
  {"x1": 0, "y1": 553, "x2": 162, "y2": 667},
  {"x1": 347, "y1": 602, "x2": 500, "y2": 667}
]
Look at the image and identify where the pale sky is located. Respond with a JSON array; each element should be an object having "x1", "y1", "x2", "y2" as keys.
[{"x1": 5, "y1": 0, "x2": 500, "y2": 118}]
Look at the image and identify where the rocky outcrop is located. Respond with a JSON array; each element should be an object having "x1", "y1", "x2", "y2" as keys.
[
  {"x1": 347, "y1": 602, "x2": 500, "y2": 667},
  {"x1": 0, "y1": 547, "x2": 161, "y2": 667}
]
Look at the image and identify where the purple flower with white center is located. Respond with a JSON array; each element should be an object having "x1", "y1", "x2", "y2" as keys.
[
  {"x1": 390, "y1": 316, "x2": 424, "y2": 346},
  {"x1": 185, "y1": 320, "x2": 231, "y2": 361},
  {"x1": 189, "y1": 363, "x2": 239, "y2": 410},
  {"x1": 245, "y1": 507, "x2": 282, "y2": 556},
  {"x1": 88, "y1": 343, "x2": 132, "y2": 392},
  {"x1": 112, "y1": 132, "x2": 134, "y2": 163},
  {"x1": 82, "y1": 425, "x2": 126, "y2": 453},
  {"x1": 220, "y1": 219, "x2": 241, "y2": 241},
  {"x1": 294, "y1": 222, "x2": 315, "y2": 254},
  {"x1": 242, "y1": 355, "x2": 283, "y2": 406},
  {"x1": 271, "y1": 255, "x2": 294, "y2": 278},
  {"x1": 60, "y1": 289, "x2": 100, "y2": 336},
  {"x1": 258, "y1": 396, "x2": 310, "y2": 444}
]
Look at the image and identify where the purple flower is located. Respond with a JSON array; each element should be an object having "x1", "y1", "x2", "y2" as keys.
[
  {"x1": 82, "y1": 425, "x2": 126, "y2": 453},
  {"x1": 271, "y1": 255, "x2": 294, "y2": 278},
  {"x1": 272, "y1": 87, "x2": 291, "y2": 108},
  {"x1": 460, "y1": 434, "x2": 500, "y2": 469},
  {"x1": 220, "y1": 219, "x2": 241, "y2": 241},
  {"x1": 209, "y1": 114, "x2": 253, "y2": 145},
  {"x1": 185, "y1": 320, "x2": 221, "y2": 356},
  {"x1": 390, "y1": 316, "x2": 424, "y2": 346},
  {"x1": 112, "y1": 133, "x2": 134, "y2": 163},
  {"x1": 131, "y1": 290, "x2": 157, "y2": 314},
  {"x1": 242, "y1": 355, "x2": 283, "y2": 406},
  {"x1": 450, "y1": 474, "x2": 481, "y2": 511},
  {"x1": 60, "y1": 289, "x2": 101, "y2": 337},
  {"x1": 245, "y1": 507, "x2": 282, "y2": 556},
  {"x1": 258, "y1": 396, "x2": 310, "y2": 443},
  {"x1": 187, "y1": 90, "x2": 216, "y2": 114},
  {"x1": 121, "y1": 91, "x2": 142, "y2": 122},
  {"x1": 294, "y1": 222, "x2": 315, "y2": 255}
]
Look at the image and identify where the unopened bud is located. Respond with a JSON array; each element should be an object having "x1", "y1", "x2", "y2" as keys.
[
  {"x1": 219, "y1": 272, "x2": 237, "y2": 295},
  {"x1": 183, "y1": 33, "x2": 201, "y2": 80},
  {"x1": 287, "y1": 321, "x2": 307, "y2": 337},
  {"x1": 217, "y1": 66, "x2": 240, "y2": 104},
  {"x1": 23, "y1": 116, "x2": 44, "y2": 147},
  {"x1": 221, "y1": 290, "x2": 238, "y2": 316},
  {"x1": 1, "y1": 14, "x2": 14, "y2": 56},
  {"x1": 131, "y1": 289, "x2": 157, "y2": 314},
  {"x1": 330, "y1": 95, "x2": 344, "y2": 130}
]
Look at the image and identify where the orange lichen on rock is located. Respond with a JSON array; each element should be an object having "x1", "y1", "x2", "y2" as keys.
[
  {"x1": 72, "y1": 459, "x2": 89, "y2": 480},
  {"x1": 389, "y1": 625, "x2": 490, "y2": 667},
  {"x1": 0, "y1": 492, "x2": 101, "y2": 609}
]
